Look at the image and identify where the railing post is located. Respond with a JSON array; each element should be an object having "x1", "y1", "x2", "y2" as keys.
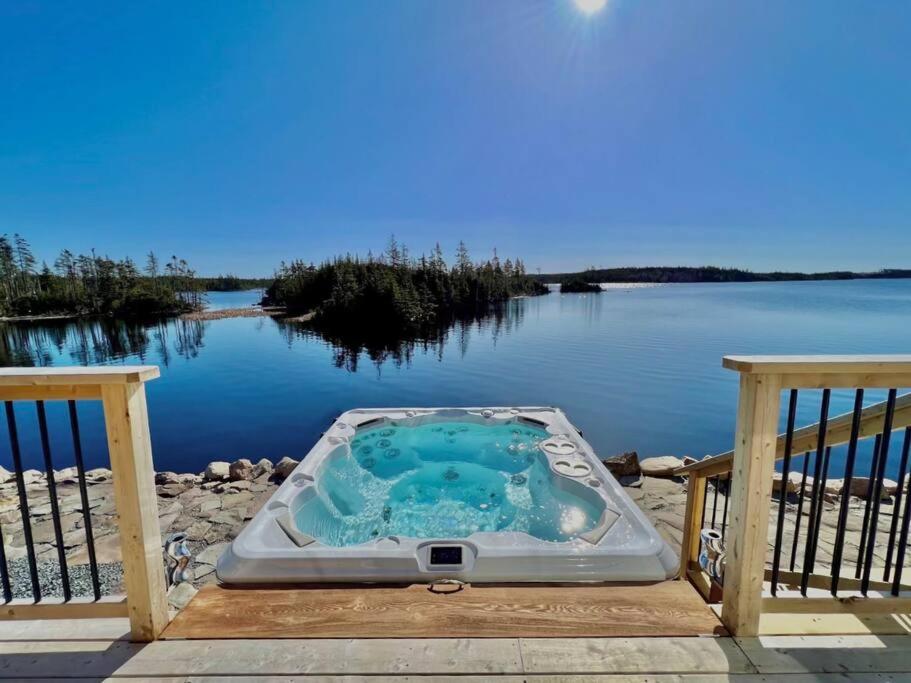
[
  {"x1": 102, "y1": 380, "x2": 169, "y2": 642},
  {"x1": 679, "y1": 473, "x2": 706, "y2": 579},
  {"x1": 721, "y1": 372, "x2": 781, "y2": 636}
]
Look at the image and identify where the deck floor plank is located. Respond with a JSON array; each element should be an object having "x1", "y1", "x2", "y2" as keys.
[
  {"x1": 737, "y1": 634, "x2": 911, "y2": 674},
  {"x1": 1, "y1": 629, "x2": 910, "y2": 679},
  {"x1": 162, "y1": 580, "x2": 724, "y2": 639}
]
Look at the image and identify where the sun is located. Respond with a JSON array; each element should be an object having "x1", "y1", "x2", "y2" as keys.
[{"x1": 574, "y1": 0, "x2": 607, "y2": 15}]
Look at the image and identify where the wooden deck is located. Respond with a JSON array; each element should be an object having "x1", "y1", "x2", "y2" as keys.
[{"x1": 163, "y1": 580, "x2": 725, "y2": 639}]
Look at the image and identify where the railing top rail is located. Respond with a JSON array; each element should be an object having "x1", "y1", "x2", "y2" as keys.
[
  {"x1": 0, "y1": 366, "x2": 160, "y2": 386},
  {"x1": 677, "y1": 389, "x2": 911, "y2": 477},
  {"x1": 723, "y1": 355, "x2": 911, "y2": 375}
]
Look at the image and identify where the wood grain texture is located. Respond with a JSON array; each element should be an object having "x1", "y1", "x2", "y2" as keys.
[
  {"x1": 0, "y1": 596, "x2": 128, "y2": 621},
  {"x1": 0, "y1": 365, "x2": 159, "y2": 385},
  {"x1": 162, "y1": 580, "x2": 724, "y2": 639},
  {"x1": 103, "y1": 382, "x2": 169, "y2": 642},
  {"x1": 722, "y1": 355, "x2": 911, "y2": 375},
  {"x1": 0, "y1": 384, "x2": 103, "y2": 401},
  {"x1": 679, "y1": 473, "x2": 707, "y2": 578},
  {"x1": 722, "y1": 373, "x2": 781, "y2": 637}
]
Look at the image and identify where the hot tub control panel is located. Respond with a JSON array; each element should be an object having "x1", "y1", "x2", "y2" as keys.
[
  {"x1": 430, "y1": 545, "x2": 462, "y2": 565},
  {"x1": 416, "y1": 542, "x2": 475, "y2": 573}
]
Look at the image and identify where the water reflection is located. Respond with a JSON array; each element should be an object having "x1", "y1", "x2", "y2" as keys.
[
  {"x1": 0, "y1": 296, "x2": 530, "y2": 373},
  {"x1": 274, "y1": 299, "x2": 529, "y2": 372},
  {"x1": 0, "y1": 317, "x2": 206, "y2": 368}
]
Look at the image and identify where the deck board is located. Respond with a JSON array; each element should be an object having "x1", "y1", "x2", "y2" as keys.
[{"x1": 162, "y1": 580, "x2": 724, "y2": 639}]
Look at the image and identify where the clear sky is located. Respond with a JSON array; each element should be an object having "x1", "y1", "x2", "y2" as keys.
[{"x1": 1, "y1": 1, "x2": 909, "y2": 276}]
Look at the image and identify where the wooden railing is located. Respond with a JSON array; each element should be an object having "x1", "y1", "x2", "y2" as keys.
[
  {"x1": 678, "y1": 355, "x2": 911, "y2": 636},
  {"x1": 0, "y1": 367, "x2": 167, "y2": 641}
]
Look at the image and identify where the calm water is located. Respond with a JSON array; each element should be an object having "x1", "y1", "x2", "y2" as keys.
[
  {"x1": 1, "y1": 281, "x2": 909, "y2": 479},
  {"x1": 296, "y1": 420, "x2": 602, "y2": 546}
]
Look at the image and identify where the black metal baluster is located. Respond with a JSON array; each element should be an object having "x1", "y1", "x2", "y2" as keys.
[
  {"x1": 700, "y1": 477, "x2": 709, "y2": 530},
  {"x1": 68, "y1": 401, "x2": 101, "y2": 600},
  {"x1": 710, "y1": 476, "x2": 720, "y2": 529},
  {"x1": 861, "y1": 389, "x2": 898, "y2": 595},
  {"x1": 789, "y1": 452, "x2": 812, "y2": 571},
  {"x1": 0, "y1": 521, "x2": 11, "y2": 603},
  {"x1": 771, "y1": 390, "x2": 799, "y2": 597},
  {"x1": 5, "y1": 401, "x2": 41, "y2": 602},
  {"x1": 36, "y1": 401, "x2": 71, "y2": 601},
  {"x1": 884, "y1": 428, "x2": 911, "y2": 582},
  {"x1": 720, "y1": 477, "x2": 730, "y2": 541},
  {"x1": 892, "y1": 455, "x2": 911, "y2": 596},
  {"x1": 800, "y1": 389, "x2": 831, "y2": 596},
  {"x1": 830, "y1": 389, "x2": 864, "y2": 596},
  {"x1": 856, "y1": 434, "x2": 882, "y2": 579}
]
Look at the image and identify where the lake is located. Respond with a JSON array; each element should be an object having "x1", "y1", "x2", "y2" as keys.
[{"x1": 1, "y1": 280, "x2": 909, "y2": 479}]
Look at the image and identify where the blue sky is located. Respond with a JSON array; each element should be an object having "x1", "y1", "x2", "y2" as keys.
[{"x1": 1, "y1": 1, "x2": 909, "y2": 276}]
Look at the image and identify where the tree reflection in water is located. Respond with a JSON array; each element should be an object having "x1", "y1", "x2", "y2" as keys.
[
  {"x1": 273, "y1": 298, "x2": 528, "y2": 372},
  {"x1": 0, "y1": 317, "x2": 206, "y2": 368},
  {"x1": 0, "y1": 297, "x2": 528, "y2": 372}
]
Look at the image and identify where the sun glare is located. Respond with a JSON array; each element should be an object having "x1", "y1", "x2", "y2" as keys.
[{"x1": 574, "y1": 0, "x2": 607, "y2": 15}]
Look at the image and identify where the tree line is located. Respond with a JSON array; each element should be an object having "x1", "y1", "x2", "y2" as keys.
[
  {"x1": 263, "y1": 237, "x2": 549, "y2": 335},
  {"x1": 537, "y1": 266, "x2": 911, "y2": 285},
  {"x1": 0, "y1": 234, "x2": 205, "y2": 318}
]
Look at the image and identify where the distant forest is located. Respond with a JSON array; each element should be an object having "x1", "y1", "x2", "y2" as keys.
[
  {"x1": 0, "y1": 233, "x2": 205, "y2": 318},
  {"x1": 537, "y1": 266, "x2": 911, "y2": 285},
  {"x1": 196, "y1": 275, "x2": 273, "y2": 291},
  {"x1": 263, "y1": 238, "x2": 548, "y2": 337}
]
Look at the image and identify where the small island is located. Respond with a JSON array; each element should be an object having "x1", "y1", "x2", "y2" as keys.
[
  {"x1": 263, "y1": 239, "x2": 549, "y2": 337},
  {"x1": 0, "y1": 233, "x2": 208, "y2": 319},
  {"x1": 560, "y1": 277, "x2": 602, "y2": 293}
]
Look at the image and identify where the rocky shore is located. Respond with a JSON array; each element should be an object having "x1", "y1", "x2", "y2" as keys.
[{"x1": 0, "y1": 451, "x2": 902, "y2": 611}]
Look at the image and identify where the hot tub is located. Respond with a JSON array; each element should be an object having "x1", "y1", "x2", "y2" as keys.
[{"x1": 217, "y1": 407, "x2": 677, "y2": 583}]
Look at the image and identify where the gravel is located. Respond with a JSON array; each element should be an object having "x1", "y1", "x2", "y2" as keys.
[{"x1": 6, "y1": 558, "x2": 124, "y2": 600}]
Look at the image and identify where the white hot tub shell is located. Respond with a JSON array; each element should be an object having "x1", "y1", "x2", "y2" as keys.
[{"x1": 217, "y1": 407, "x2": 678, "y2": 583}]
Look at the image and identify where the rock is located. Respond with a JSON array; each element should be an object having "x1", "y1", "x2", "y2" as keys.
[
  {"x1": 602, "y1": 451, "x2": 640, "y2": 478},
  {"x1": 0, "y1": 466, "x2": 12, "y2": 484},
  {"x1": 203, "y1": 527, "x2": 224, "y2": 544},
  {"x1": 252, "y1": 458, "x2": 273, "y2": 478},
  {"x1": 160, "y1": 500, "x2": 183, "y2": 516},
  {"x1": 168, "y1": 582, "x2": 198, "y2": 610},
  {"x1": 224, "y1": 480, "x2": 253, "y2": 492},
  {"x1": 826, "y1": 477, "x2": 898, "y2": 500},
  {"x1": 157, "y1": 483, "x2": 188, "y2": 498},
  {"x1": 210, "y1": 508, "x2": 245, "y2": 526},
  {"x1": 158, "y1": 511, "x2": 181, "y2": 532},
  {"x1": 85, "y1": 468, "x2": 112, "y2": 482},
  {"x1": 229, "y1": 459, "x2": 254, "y2": 481},
  {"x1": 772, "y1": 471, "x2": 813, "y2": 494},
  {"x1": 195, "y1": 562, "x2": 216, "y2": 580},
  {"x1": 221, "y1": 492, "x2": 254, "y2": 510},
  {"x1": 68, "y1": 532, "x2": 121, "y2": 564},
  {"x1": 22, "y1": 469, "x2": 44, "y2": 486},
  {"x1": 639, "y1": 456, "x2": 684, "y2": 477},
  {"x1": 618, "y1": 475, "x2": 642, "y2": 487},
  {"x1": 155, "y1": 471, "x2": 182, "y2": 486},
  {"x1": 204, "y1": 462, "x2": 230, "y2": 481},
  {"x1": 185, "y1": 520, "x2": 213, "y2": 541},
  {"x1": 274, "y1": 457, "x2": 299, "y2": 480},
  {"x1": 197, "y1": 497, "x2": 222, "y2": 513},
  {"x1": 196, "y1": 541, "x2": 229, "y2": 566},
  {"x1": 54, "y1": 466, "x2": 78, "y2": 482}
]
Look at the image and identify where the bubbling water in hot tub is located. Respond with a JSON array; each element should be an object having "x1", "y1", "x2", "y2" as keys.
[{"x1": 291, "y1": 420, "x2": 606, "y2": 546}]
